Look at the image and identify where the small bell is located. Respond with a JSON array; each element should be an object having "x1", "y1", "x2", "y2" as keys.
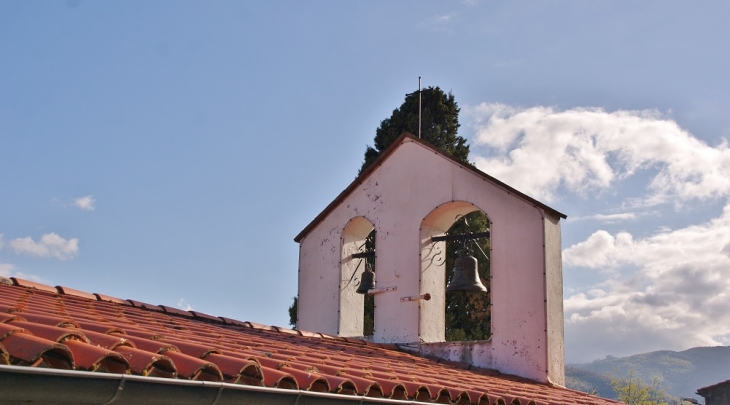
[
  {"x1": 356, "y1": 269, "x2": 376, "y2": 294},
  {"x1": 446, "y1": 248, "x2": 488, "y2": 294}
]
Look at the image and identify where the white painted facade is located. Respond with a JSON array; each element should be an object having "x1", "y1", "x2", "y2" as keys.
[{"x1": 295, "y1": 135, "x2": 566, "y2": 385}]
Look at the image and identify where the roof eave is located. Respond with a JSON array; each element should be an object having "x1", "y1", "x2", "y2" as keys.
[{"x1": 0, "y1": 365, "x2": 438, "y2": 405}]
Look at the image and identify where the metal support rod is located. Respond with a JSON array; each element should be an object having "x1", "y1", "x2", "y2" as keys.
[
  {"x1": 351, "y1": 251, "x2": 375, "y2": 259},
  {"x1": 401, "y1": 293, "x2": 431, "y2": 302},
  {"x1": 418, "y1": 76, "x2": 421, "y2": 139},
  {"x1": 431, "y1": 231, "x2": 490, "y2": 243},
  {"x1": 406, "y1": 77, "x2": 430, "y2": 139},
  {"x1": 366, "y1": 286, "x2": 397, "y2": 295}
]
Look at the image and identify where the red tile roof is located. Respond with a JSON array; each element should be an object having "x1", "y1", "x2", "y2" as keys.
[{"x1": 0, "y1": 277, "x2": 619, "y2": 405}]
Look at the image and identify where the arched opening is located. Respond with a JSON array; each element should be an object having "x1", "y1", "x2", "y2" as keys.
[
  {"x1": 419, "y1": 202, "x2": 491, "y2": 342},
  {"x1": 443, "y1": 211, "x2": 490, "y2": 341},
  {"x1": 339, "y1": 216, "x2": 375, "y2": 337}
]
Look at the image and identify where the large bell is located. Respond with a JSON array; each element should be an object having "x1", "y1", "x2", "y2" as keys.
[
  {"x1": 446, "y1": 249, "x2": 488, "y2": 294},
  {"x1": 356, "y1": 269, "x2": 376, "y2": 294}
]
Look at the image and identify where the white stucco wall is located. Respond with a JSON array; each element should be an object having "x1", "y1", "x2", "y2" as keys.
[
  {"x1": 297, "y1": 138, "x2": 564, "y2": 383},
  {"x1": 544, "y1": 213, "x2": 566, "y2": 386}
]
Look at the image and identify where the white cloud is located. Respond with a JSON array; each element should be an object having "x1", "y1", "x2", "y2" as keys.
[
  {"x1": 0, "y1": 235, "x2": 15, "y2": 277},
  {"x1": 465, "y1": 103, "x2": 730, "y2": 362},
  {"x1": 73, "y1": 195, "x2": 95, "y2": 210},
  {"x1": 10, "y1": 233, "x2": 79, "y2": 260},
  {"x1": 177, "y1": 298, "x2": 193, "y2": 311},
  {"x1": 0, "y1": 251, "x2": 43, "y2": 282},
  {"x1": 0, "y1": 262, "x2": 15, "y2": 277},
  {"x1": 593, "y1": 213, "x2": 636, "y2": 221},
  {"x1": 0, "y1": 263, "x2": 42, "y2": 282},
  {"x1": 466, "y1": 103, "x2": 730, "y2": 203},
  {"x1": 435, "y1": 14, "x2": 454, "y2": 23},
  {"x1": 568, "y1": 212, "x2": 637, "y2": 223},
  {"x1": 564, "y1": 230, "x2": 628, "y2": 269},
  {"x1": 563, "y1": 204, "x2": 730, "y2": 362}
]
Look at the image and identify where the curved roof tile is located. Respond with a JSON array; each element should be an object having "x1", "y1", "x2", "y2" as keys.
[
  {"x1": 8, "y1": 321, "x2": 88, "y2": 343},
  {"x1": 63, "y1": 340, "x2": 130, "y2": 373},
  {"x1": 260, "y1": 367, "x2": 298, "y2": 389},
  {"x1": 113, "y1": 345, "x2": 177, "y2": 378},
  {"x1": 156, "y1": 349, "x2": 222, "y2": 381},
  {"x1": 279, "y1": 366, "x2": 331, "y2": 392},
  {"x1": 0, "y1": 278, "x2": 621, "y2": 405},
  {"x1": 1, "y1": 332, "x2": 74, "y2": 369}
]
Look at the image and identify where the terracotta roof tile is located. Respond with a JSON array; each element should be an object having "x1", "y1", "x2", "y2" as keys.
[
  {"x1": 279, "y1": 366, "x2": 332, "y2": 392},
  {"x1": 63, "y1": 339, "x2": 130, "y2": 373},
  {"x1": 74, "y1": 320, "x2": 124, "y2": 334},
  {"x1": 159, "y1": 305, "x2": 193, "y2": 317},
  {"x1": 259, "y1": 366, "x2": 298, "y2": 389},
  {"x1": 203, "y1": 353, "x2": 259, "y2": 379},
  {"x1": 189, "y1": 310, "x2": 221, "y2": 323},
  {"x1": 119, "y1": 334, "x2": 178, "y2": 354},
  {"x1": 93, "y1": 292, "x2": 128, "y2": 304},
  {"x1": 157, "y1": 337, "x2": 220, "y2": 358},
  {"x1": 0, "y1": 313, "x2": 25, "y2": 323},
  {"x1": 82, "y1": 329, "x2": 134, "y2": 350},
  {"x1": 1, "y1": 332, "x2": 74, "y2": 369},
  {"x1": 56, "y1": 286, "x2": 97, "y2": 300},
  {"x1": 0, "y1": 322, "x2": 27, "y2": 340},
  {"x1": 0, "y1": 278, "x2": 621, "y2": 405},
  {"x1": 113, "y1": 345, "x2": 177, "y2": 377},
  {"x1": 126, "y1": 299, "x2": 163, "y2": 312},
  {"x1": 6, "y1": 320, "x2": 87, "y2": 343},
  {"x1": 159, "y1": 349, "x2": 223, "y2": 381},
  {"x1": 10, "y1": 277, "x2": 58, "y2": 293}
]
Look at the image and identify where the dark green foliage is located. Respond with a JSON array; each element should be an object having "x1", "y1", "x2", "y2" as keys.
[
  {"x1": 444, "y1": 211, "x2": 491, "y2": 341},
  {"x1": 358, "y1": 87, "x2": 490, "y2": 341},
  {"x1": 288, "y1": 296, "x2": 297, "y2": 329},
  {"x1": 292, "y1": 87, "x2": 488, "y2": 339},
  {"x1": 357, "y1": 214, "x2": 491, "y2": 341},
  {"x1": 363, "y1": 293, "x2": 374, "y2": 336},
  {"x1": 363, "y1": 230, "x2": 375, "y2": 336},
  {"x1": 360, "y1": 86, "x2": 469, "y2": 173}
]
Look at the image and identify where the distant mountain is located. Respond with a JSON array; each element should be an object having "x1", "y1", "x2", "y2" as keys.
[
  {"x1": 566, "y1": 346, "x2": 730, "y2": 401},
  {"x1": 565, "y1": 366, "x2": 615, "y2": 398}
]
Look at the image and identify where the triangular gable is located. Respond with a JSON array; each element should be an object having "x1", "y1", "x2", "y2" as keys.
[{"x1": 295, "y1": 133, "x2": 566, "y2": 242}]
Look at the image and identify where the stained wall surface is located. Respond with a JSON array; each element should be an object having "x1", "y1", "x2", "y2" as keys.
[{"x1": 297, "y1": 137, "x2": 565, "y2": 384}]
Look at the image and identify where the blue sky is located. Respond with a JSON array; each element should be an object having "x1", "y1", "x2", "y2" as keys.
[{"x1": 2, "y1": 1, "x2": 729, "y2": 363}]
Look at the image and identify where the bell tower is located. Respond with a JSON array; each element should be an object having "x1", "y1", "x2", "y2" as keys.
[{"x1": 295, "y1": 134, "x2": 566, "y2": 385}]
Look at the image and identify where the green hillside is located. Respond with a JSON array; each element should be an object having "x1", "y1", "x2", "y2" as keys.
[
  {"x1": 565, "y1": 366, "x2": 615, "y2": 398},
  {"x1": 566, "y1": 346, "x2": 730, "y2": 401}
]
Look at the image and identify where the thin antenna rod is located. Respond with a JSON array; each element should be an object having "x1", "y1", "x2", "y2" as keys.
[
  {"x1": 418, "y1": 76, "x2": 422, "y2": 139},
  {"x1": 405, "y1": 77, "x2": 424, "y2": 139}
]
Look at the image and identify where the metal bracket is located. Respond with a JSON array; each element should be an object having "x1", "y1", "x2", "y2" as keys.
[
  {"x1": 431, "y1": 231, "x2": 490, "y2": 242},
  {"x1": 400, "y1": 293, "x2": 432, "y2": 302},
  {"x1": 366, "y1": 286, "x2": 396, "y2": 295},
  {"x1": 351, "y1": 251, "x2": 375, "y2": 259}
]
